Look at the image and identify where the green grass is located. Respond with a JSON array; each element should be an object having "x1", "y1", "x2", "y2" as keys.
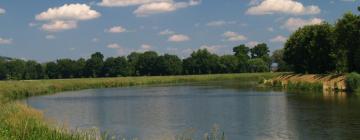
[{"x1": 0, "y1": 73, "x2": 279, "y2": 140}]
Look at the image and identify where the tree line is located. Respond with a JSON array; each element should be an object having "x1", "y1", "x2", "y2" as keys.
[
  {"x1": 273, "y1": 9, "x2": 360, "y2": 74},
  {"x1": 0, "y1": 44, "x2": 273, "y2": 80}
]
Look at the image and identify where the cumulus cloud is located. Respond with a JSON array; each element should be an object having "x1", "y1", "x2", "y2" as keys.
[
  {"x1": 159, "y1": 29, "x2": 175, "y2": 35},
  {"x1": 134, "y1": 0, "x2": 200, "y2": 17},
  {"x1": 35, "y1": 4, "x2": 100, "y2": 32},
  {"x1": 107, "y1": 43, "x2": 122, "y2": 49},
  {"x1": 45, "y1": 35, "x2": 56, "y2": 40},
  {"x1": 0, "y1": 8, "x2": 5, "y2": 15},
  {"x1": 106, "y1": 26, "x2": 127, "y2": 33},
  {"x1": 246, "y1": 0, "x2": 320, "y2": 15},
  {"x1": 223, "y1": 31, "x2": 247, "y2": 42},
  {"x1": 137, "y1": 44, "x2": 152, "y2": 52},
  {"x1": 270, "y1": 35, "x2": 287, "y2": 43},
  {"x1": 0, "y1": 38, "x2": 13, "y2": 45},
  {"x1": 283, "y1": 17, "x2": 323, "y2": 31},
  {"x1": 41, "y1": 20, "x2": 77, "y2": 32},
  {"x1": 246, "y1": 41, "x2": 259, "y2": 48},
  {"x1": 99, "y1": 0, "x2": 170, "y2": 7},
  {"x1": 168, "y1": 34, "x2": 190, "y2": 42}
]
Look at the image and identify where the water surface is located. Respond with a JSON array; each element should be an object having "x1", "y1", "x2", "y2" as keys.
[{"x1": 25, "y1": 81, "x2": 360, "y2": 140}]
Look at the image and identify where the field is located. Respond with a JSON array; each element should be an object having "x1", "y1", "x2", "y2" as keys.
[{"x1": 0, "y1": 73, "x2": 279, "y2": 140}]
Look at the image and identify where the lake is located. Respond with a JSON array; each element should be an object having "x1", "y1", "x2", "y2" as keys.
[{"x1": 25, "y1": 80, "x2": 360, "y2": 140}]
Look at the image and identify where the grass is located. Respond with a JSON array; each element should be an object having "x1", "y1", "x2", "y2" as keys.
[{"x1": 0, "y1": 73, "x2": 279, "y2": 140}]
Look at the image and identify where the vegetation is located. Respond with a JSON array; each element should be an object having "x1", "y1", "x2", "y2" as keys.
[
  {"x1": 283, "y1": 10, "x2": 360, "y2": 74},
  {"x1": 0, "y1": 73, "x2": 279, "y2": 140},
  {"x1": 346, "y1": 73, "x2": 360, "y2": 92},
  {"x1": 0, "y1": 43, "x2": 275, "y2": 80}
]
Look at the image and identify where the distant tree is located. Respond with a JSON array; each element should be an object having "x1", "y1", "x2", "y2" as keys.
[
  {"x1": 156, "y1": 54, "x2": 183, "y2": 75},
  {"x1": 284, "y1": 23, "x2": 337, "y2": 74},
  {"x1": 127, "y1": 52, "x2": 142, "y2": 76},
  {"x1": 183, "y1": 49, "x2": 220, "y2": 74},
  {"x1": 335, "y1": 12, "x2": 360, "y2": 73},
  {"x1": 57, "y1": 59, "x2": 78, "y2": 78},
  {"x1": 23, "y1": 60, "x2": 41, "y2": 79},
  {"x1": 0, "y1": 60, "x2": 8, "y2": 80},
  {"x1": 45, "y1": 62, "x2": 59, "y2": 79},
  {"x1": 5, "y1": 59, "x2": 26, "y2": 80},
  {"x1": 84, "y1": 52, "x2": 104, "y2": 77},
  {"x1": 247, "y1": 58, "x2": 269, "y2": 72},
  {"x1": 250, "y1": 43, "x2": 270, "y2": 59},
  {"x1": 137, "y1": 51, "x2": 159, "y2": 76},
  {"x1": 233, "y1": 44, "x2": 250, "y2": 72},
  {"x1": 102, "y1": 56, "x2": 130, "y2": 77},
  {"x1": 271, "y1": 49, "x2": 289, "y2": 71},
  {"x1": 219, "y1": 55, "x2": 239, "y2": 73},
  {"x1": 74, "y1": 58, "x2": 86, "y2": 78}
]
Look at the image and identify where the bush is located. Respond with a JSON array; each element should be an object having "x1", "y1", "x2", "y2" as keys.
[{"x1": 346, "y1": 72, "x2": 360, "y2": 92}]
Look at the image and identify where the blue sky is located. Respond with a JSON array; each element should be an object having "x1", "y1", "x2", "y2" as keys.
[{"x1": 0, "y1": 0, "x2": 358, "y2": 61}]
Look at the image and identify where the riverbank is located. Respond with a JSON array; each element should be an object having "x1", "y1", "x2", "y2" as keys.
[
  {"x1": 264, "y1": 73, "x2": 347, "y2": 92},
  {"x1": 0, "y1": 73, "x2": 278, "y2": 140}
]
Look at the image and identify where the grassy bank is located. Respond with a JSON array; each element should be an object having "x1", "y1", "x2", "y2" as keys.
[
  {"x1": 0, "y1": 73, "x2": 278, "y2": 140},
  {"x1": 264, "y1": 73, "x2": 346, "y2": 92}
]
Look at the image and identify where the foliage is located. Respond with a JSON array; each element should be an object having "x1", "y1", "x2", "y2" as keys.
[
  {"x1": 284, "y1": 23, "x2": 338, "y2": 74},
  {"x1": 247, "y1": 58, "x2": 269, "y2": 72},
  {"x1": 271, "y1": 49, "x2": 289, "y2": 71},
  {"x1": 183, "y1": 49, "x2": 221, "y2": 74},
  {"x1": 346, "y1": 72, "x2": 360, "y2": 92}
]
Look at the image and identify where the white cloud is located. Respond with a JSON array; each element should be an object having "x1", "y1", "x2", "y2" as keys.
[
  {"x1": 283, "y1": 17, "x2": 323, "y2": 31},
  {"x1": 206, "y1": 20, "x2": 236, "y2": 27},
  {"x1": 159, "y1": 29, "x2": 175, "y2": 35},
  {"x1": 168, "y1": 34, "x2": 190, "y2": 42},
  {"x1": 246, "y1": 0, "x2": 320, "y2": 15},
  {"x1": 106, "y1": 26, "x2": 127, "y2": 33},
  {"x1": 246, "y1": 41, "x2": 259, "y2": 48},
  {"x1": 107, "y1": 43, "x2": 122, "y2": 49},
  {"x1": 41, "y1": 20, "x2": 77, "y2": 32},
  {"x1": 134, "y1": 0, "x2": 200, "y2": 17},
  {"x1": 0, "y1": 38, "x2": 12, "y2": 45},
  {"x1": 137, "y1": 44, "x2": 152, "y2": 52},
  {"x1": 223, "y1": 31, "x2": 247, "y2": 42},
  {"x1": 28, "y1": 22, "x2": 38, "y2": 27},
  {"x1": 270, "y1": 35, "x2": 287, "y2": 43},
  {"x1": 0, "y1": 8, "x2": 5, "y2": 15},
  {"x1": 98, "y1": 0, "x2": 170, "y2": 7},
  {"x1": 45, "y1": 35, "x2": 56, "y2": 40},
  {"x1": 35, "y1": 4, "x2": 100, "y2": 32}
]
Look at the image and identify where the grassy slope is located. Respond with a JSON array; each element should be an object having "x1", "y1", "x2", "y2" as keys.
[{"x1": 0, "y1": 73, "x2": 279, "y2": 140}]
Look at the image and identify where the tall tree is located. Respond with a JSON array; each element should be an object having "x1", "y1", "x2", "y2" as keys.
[
  {"x1": 156, "y1": 54, "x2": 183, "y2": 75},
  {"x1": 84, "y1": 52, "x2": 104, "y2": 77},
  {"x1": 284, "y1": 23, "x2": 338, "y2": 74},
  {"x1": 335, "y1": 12, "x2": 360, "y2": 73},
  {"x1": 219, "y1": 55, "x2": 239, "y2": 73},
  {"x1": 183, "y1": 49, "x2": 220, "y2": 74},
  {"x1": 137, "y1": 51, "x2": 159, "y2": 76},
  {"x1": 233, "y1": 44, "x2": 250, "y2": 72},
  {"x1": 102, "y1": 56, "x2": 130, "y2": 77},
  {"x1": 247, "y1": 58, "x2": 269, "y2": 72},
  {"x1": 271, "y1": 49, "x2": 289, "y2": 72},
  {"x1": 45, "y1": 62, "x2": 59, "y2": 79},
  {"x1": 5, "y1": 59, "x2": 25, "y2": 80},
  {"x1": 127, "y1": 52, "x2": 142, "y2": 76}
]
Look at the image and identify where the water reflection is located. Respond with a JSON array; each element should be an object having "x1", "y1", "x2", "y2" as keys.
[{"x1": 25, "y1": 81, "x2": 360, "y2": 140}]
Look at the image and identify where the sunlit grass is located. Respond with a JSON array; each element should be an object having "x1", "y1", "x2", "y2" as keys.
[{"x1": 0, "y1": 73, "x2": 279, "y2": 140}]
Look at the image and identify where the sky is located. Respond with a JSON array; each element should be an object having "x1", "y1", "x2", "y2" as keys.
[{"x1": 0, "y1": 0, "x2": 358, "y2": 62}]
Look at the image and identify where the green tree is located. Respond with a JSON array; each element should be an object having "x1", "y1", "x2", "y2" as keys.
[
  {"x1": 183, "y1": 49, "x2": 220, "y2": 74},
  {"x1": 45, "y1": 62, "x2": 59, "y2": 79},
  {"x1": 102, "y1": 56, "x2": 130, "y2": 77},
  {"x1": 250, "y1": 43, "x2": 270, "y2": 59},
  {"x1": 219, "y1": 55, "x2": 239, "y2": 73},
  {"x1": 57, "y1": 59, "x2": 78, "y2": 78},
  {"x1": 127, "y1": 52, "x2": 142, "y2": 76},
  {"x1": 247, "y1": 58, "x2": 269, "y2": 72},
  {"x1": 23, "y1": 60, "x2": 42, "y2": 79},
  {"x1": 84, "y1": 52, "x2": 104, "y2": 77},
  {"x1": 5, "y1": 59, "x2": 26, "y2": 80},
  {"x1": 156, "y1": 54, "x2": 183, "y2": 75},
  {"x1": 137, "y1": 51, "x2": 159, "y2": 76},
  {"x1": 74, "y1": 58, "x2": 86, "y2": 78},
  {"x1": 0, "y1": 60, "x2": 8, "y2": 80},
  {"x1": 335, "y1": 12, "x2": 360, "y2": 73},
  {"x1": 284, "y1": 23, "x2": 337, "y2": 74},
  {"x1": 271, "y1": 49, "x2": 289, "y2": 71},
  {"x1": 233, "y1": 44, "x2": 250, "y2": 72}
]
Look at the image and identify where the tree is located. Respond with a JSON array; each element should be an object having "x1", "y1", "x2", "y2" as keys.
[
  {"x1": 0, "y1": 60, "x2": 8, "y2": 80},
  {"x1": 127, "y1": 52, "x2": 141, "y2": 76},
  {"x1": 219, "y1": 55, "x2": 239, "y2": 73},
  {"x1": 271, "y1": 49, "x2": 289, "y2": 71},
  {"x1": 156, "y1": 54, "x2": 183, "y2": 75},
  {"x1": 57, "y1": 59, "x2": 78, "y2": 78},
  {"x1": 335, "y1": 12, "x2": 360, "y2": 73},
  {"x1": 183, "y1": 49, "x2": 220, "y2": 74},
  {"x1": 74, "y1": 58, "x2": 86, "y2": 78},
  {"x1": 5, "y1": 59, "x2": 26, "y2": 80},
  {"x1": 102, "y1": 56, "x2": 130, "y2": 77},
  {"x1": 45, "y1": 62, "x2": 59, "y2": 79},
  {"x1": 23, "y1": 60, "x2": 42, "y2": 79},
  {"x1": 247, "y1": 58, "x2": 269, "y2": 72},
  {"x1": 250, "y1": 43, "x2": 269, "y2": 59},
  {"x1": 137, "y1": 51, "x2": 159, "y2": 76},
  {"x1": 84, "y1": 52, "x2": 104, "y2": 77},
  {"x1": 233, "y1": 44, "x2": 250, "y2": 72},
  {"x1": 284, "y1": 23, "x2": 337, "y2": 74}
]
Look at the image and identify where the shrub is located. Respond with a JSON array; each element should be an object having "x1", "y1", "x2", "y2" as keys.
[{"x1": 346, "y1": 72, "x2": 360, "y2": 92}]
